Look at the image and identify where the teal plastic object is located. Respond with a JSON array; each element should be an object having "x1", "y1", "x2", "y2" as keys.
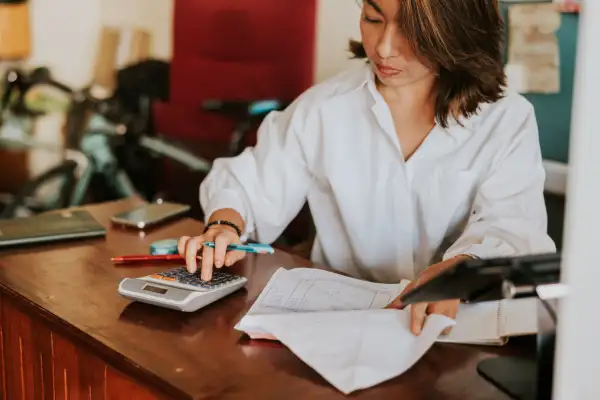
[
  {"x1": 150, "y1": 239, "x2": 180, "y2": 255},
  {"x1": 202, "y1": 242, "x2": 275, "y2": 255},
  {"x1": 248, "y1": 100, "x2": 280, "y2": 116}
]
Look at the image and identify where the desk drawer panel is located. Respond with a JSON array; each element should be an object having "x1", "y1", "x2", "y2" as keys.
[{"x1": 0, "y1": 293, "x2": 169, "y2": 400}]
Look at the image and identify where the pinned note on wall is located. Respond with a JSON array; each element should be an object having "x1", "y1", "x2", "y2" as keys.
[
  {"x1": 506, "y1": 3, "x2": 562, "y2": 94},
  {"x1": 554, "y1": 0, "x2": 581, "y2": 14}
]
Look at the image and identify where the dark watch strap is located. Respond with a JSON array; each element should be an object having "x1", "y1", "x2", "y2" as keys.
[{"x1": 203, "y1": 220, "x2": 242, "y2": 237}]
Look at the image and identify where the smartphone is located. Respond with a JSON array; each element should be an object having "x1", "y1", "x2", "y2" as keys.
[{"x1": 110, "y1": 201, "x2": 190, "y2": 229}]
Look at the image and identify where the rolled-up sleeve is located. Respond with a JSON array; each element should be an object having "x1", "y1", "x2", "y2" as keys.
[
  {"x1": 199, "y1": 103, "x2": 313, "y2": 244},
  {"x1": 444, "y1": 105, "x2": 557, "y2": 260}
]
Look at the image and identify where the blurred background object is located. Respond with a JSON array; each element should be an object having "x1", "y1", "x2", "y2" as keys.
[
  {"x1": 93, "y1": 26, "x2": 121, "y2": 91},
  {"x1": 0, "y1": 0, "x2": 32, "y2": 208},
  {"x1": 0, "y1": 0, "x2": 31, "y2": 60}
]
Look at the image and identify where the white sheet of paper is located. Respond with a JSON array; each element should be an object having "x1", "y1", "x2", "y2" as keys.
[
  {"x1": 505, "y1": 63, "x2": 528, "y2": 93},
  {"x1": 248, "y1": 267, "x2": 408, "y2": 313},
  {"x1": 248, "y1": 309, "x2": 454, "y2": 394},
  {"x1": 236, "y1": 267, "x2": 409, "y2": 336}
]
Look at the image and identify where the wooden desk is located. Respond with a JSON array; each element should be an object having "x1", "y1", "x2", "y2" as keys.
[{"x1": 0, "y1": 199, "x2": 530, "y2": 399}]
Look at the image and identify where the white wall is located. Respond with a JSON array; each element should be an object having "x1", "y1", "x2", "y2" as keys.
[
  {"x1": 314, "y1": 0, "x2": 363, "y2": 82},
  {"x1": 27, "y1": 0, "x2": 102, "y2": 88},
  {"x1": 101, "y1": 0, "x2": 174, "y2": 66},
  {"x1": 24, "y1": 0, "x2": 173, "y2": 88}
]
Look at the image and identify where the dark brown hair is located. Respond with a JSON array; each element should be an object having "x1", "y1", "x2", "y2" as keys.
[{"x1": 350, "y1": 0, "x2": 506, "y2": 128}]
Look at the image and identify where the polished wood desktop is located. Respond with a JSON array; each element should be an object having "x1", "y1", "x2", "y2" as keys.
[{"x1": 0, "y1": 199, "x2": 532, "y2": 399}]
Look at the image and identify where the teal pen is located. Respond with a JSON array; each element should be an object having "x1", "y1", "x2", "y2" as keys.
[{"x1": 202, "y1": 242, "x2": 275, "y2": 255}]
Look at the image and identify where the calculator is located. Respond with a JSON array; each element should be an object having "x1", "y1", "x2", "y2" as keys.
[{"x1": 118, "y1": 266, "x2": 248, "y2": 312}]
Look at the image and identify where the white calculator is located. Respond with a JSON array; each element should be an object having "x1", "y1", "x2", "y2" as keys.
[{"x1": 118, "y1": 266, "x2": 248, "y2": 312}]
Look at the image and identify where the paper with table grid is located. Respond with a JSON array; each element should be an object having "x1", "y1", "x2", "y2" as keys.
[{"x1": 235, "y1": 267, "x2": 536, "y2": 394}]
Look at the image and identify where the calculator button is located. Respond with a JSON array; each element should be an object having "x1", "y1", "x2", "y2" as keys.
[
  {"x1": 148, "y1": 274, "x2": 177, "y2": 282},
  {"x1": 153, "y1": 267, "x2": 242, "y2": 289}
]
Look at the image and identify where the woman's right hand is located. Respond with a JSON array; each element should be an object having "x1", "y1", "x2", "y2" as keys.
[{"x1": 178, "y1": 224, "x2": 246, "y2": 281}]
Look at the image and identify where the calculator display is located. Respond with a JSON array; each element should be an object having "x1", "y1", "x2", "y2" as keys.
[{"x1": 142, "y1": 285, "x2": 168, "y2": 294}]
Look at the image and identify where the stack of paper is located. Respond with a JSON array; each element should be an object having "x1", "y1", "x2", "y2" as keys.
[{"x1": 235, "y1": 267, "x2": 537, "y2": 394}]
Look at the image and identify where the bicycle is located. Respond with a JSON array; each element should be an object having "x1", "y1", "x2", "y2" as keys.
[
  {"x1": 0, "y1": 66, "x2": 79, "y2": 218},
  {"x1": 0, "y1": 66, "x2": 289, "y2": 218}
]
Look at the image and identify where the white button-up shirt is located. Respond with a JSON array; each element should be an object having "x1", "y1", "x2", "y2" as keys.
[{"x1": 200, "y1": 65, "x2": 556, "y2": 283}]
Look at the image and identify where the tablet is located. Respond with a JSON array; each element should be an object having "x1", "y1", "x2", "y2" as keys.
[
  {"x1": 110, "y1": 201, "x2": 190, "y2": 229},
  {"x1": 399, "y1": 252, "x2": 561, "y2": 304}
]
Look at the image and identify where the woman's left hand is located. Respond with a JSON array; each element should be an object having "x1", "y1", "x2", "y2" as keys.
[{"x1": 386, "y1": 255, "x2": 471, "y2": 336}]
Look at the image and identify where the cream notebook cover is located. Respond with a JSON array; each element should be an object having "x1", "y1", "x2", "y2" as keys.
[{"x1": 438, "y1": 297, "x2": 538, "y2": 345}]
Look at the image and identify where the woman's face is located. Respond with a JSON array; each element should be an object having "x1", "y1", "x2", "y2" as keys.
[{"x1": 359, "y1": 0, "x2": 434, "y2": 88}]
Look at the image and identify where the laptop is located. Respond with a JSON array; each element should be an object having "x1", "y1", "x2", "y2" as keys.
[{"x1": 0, "y1": 210, "x2": 106, "y2": 248}]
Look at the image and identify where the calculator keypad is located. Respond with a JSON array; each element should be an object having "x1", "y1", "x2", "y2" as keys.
[{"x1": 149, "y1": 267, "x2": 243, "y2": 289}]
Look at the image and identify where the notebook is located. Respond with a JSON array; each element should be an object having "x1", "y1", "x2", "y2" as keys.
[
  {"x1": 437, "y1": 296, "x2": 537, "y2": 345},
  {"x1": 0, "y1": 210, "x2": 106, "y2": 248},
  {"x1": 235, "y1": 267, "x2": 538, "y2": 394}
]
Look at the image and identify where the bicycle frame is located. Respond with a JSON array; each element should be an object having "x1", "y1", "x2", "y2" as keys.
[{"x1": 67, "y1": 114, "x2": 139, "y2": 206}]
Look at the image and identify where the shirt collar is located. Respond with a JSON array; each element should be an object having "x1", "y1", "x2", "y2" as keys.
[{"x1": 354, "y1": 64, "x2": 480, "y2": 136}]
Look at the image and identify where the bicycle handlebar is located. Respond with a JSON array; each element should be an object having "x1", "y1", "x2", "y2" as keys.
[
  {"x1": 202, "y1": 99, "x2": 287, "y2": 119},
  {"x1": 43, "y1": 79, "x2": 73, "y2": 95},
  {"x1": 0, "y1": 67, "x2": 74, "y2": 117},
  {"x1": 138, "y1": 136, "x2": 212, "y2": 173}
]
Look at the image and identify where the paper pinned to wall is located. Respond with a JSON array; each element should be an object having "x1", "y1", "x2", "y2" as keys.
[
  {"x1": 507, "y1": 4, "x2": 562, "y2": 94},
  {"x1": 505, "y1": 63, "x2": 528, "y2": 93}
]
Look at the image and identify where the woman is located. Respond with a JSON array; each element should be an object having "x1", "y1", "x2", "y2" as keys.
[{"x1": 178, "y1": 0, "x2": 556, "y2": 335}]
